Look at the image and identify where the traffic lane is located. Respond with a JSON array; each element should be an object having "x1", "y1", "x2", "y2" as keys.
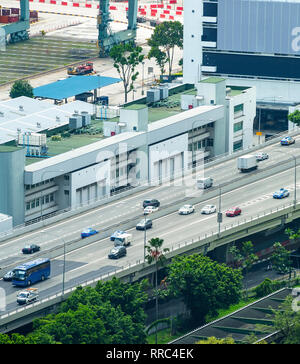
[{"x1": 1, "y1": 139, "x2": 299, "y2": 265}]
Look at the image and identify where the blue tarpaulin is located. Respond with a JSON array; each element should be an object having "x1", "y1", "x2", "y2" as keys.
[{"x1": 33, "y1": 75, "x2": 121, "y2": 100}]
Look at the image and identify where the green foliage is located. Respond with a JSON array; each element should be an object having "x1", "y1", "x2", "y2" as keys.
[
  {"x1": 1, "y1": 278, "x2": 148, "y2": 344},
  {"x1": 271, "y1": 242, "x2": 291, "y2": 274},
  {"x1": 271, "y1": 296, "x2": 300, "y2": 344},
  {"x1": 9, "y1": 80, "x2": 34, "y2": 99},
  {"x1": 255, "y1": 278, "x2": 274, "y2": 298},
  {"x1": 166, "y1": 254, "x2": 242, "y2": 324},
  {"x1": 288, "y1": 110, "x2": 300, "y2": 127},
  {"x1": 147, "y1": 21, "x2": 183, "y2": 76},
  {"x1": 51, "y1": 134, "x2": 62, "y2": 141},
  {"x1": 196, "y1": 336, "x2": 235, "y2": 344},
  {"x1": 110, "y1": 42, "x2": 144, "y2": 102}
]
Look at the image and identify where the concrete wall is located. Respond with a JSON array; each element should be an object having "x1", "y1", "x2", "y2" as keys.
[
  {"x1": 0, "y1": 148, "x2": 25, "y2": 226},
  {"x1": 183, "y1": 0, "x2": 203, "y2": 84}
]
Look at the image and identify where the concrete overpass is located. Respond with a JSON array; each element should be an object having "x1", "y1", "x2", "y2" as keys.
[{"x1": 1, "y1": 197, "x2": 300, "y2": 333}]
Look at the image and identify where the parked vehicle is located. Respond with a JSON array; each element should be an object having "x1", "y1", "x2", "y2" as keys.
[
  {"x1": 22, "y1": 244, "x2": 40, "y2": 254},
  {"x1": 108, "y1": 246, "x2": 127, "y2": 259},
  {"x1": 201, "y1": 205, "x2": 217, "y2": 215},
  {"x1": 67, "y1": 62, "x2": 94, "y2": 76},
  {"x1": 237, "y1": 155, "x2": 257, "y2": 172},
  {"x1": 256, "y1": 152, "x2": 269, "y2": 161},
  {"x1": 178, "y1": 205, "x2": 195, "y2": 215},
  {"x1": 226, "y1": 207, "x2": 242, "y2": 217},
  {"x1": 81, "y1": 228, "x2": 99, "y2": 239},
  {"x1": 3, "y1": 270, "x2": 14, "y2": 281},
  {"x1": 17, "y1": 288, "x2": 39, "y2": 305},
  {"x1": 114, "y1": 233, "x2": 132, "y2": 247},
  {"x1": 197, "y1": 177, "x2": 213, "y2": 189},
  {"x1": 281, "y1": 136, "x2": 295, "y2": 146},
  {"x1": 143, "y1": 199, "x2": 160, "y2": 208},
  {"x1": 12, "y1": 258, "x2": 51, "y2": 287},
  {"x1": 273, "y1": 188, "x2": 289, "y2": 199},
  {"x1": 144, "y1": 206, "x2": 159, "y2": 215},
  {"x1": 136, "y1": 219, "x2": 153, "y2": 230},
  {"x1": 110, "y1": 230, "x2": 126, "y2": 241}
]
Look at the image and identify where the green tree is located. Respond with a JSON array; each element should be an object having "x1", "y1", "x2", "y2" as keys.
[
  {"x1": 196, "y1": 336, "x2": 235, "y2": 344},
  {"x1": 147, "y1": 21, "x2": 183, "y2": 77},
  {"x1": 255, "y1": 278, "x2": 274, "y2": 298},
  {"x1": 167, "y1": 254, "x2": 242, "y2": 325},
  {"x1": 229, "y1": 241, "x2": 258, "y2": 298},
  {"x1": 9, "y1": 80, "x2": 34, "y2": 99},
  {"x1": 110, "y1": 42, "x2": 144, "y2": 102},
  {"x1": 271, "y1": 296, "x2": 300, "y2": 344},
  {"x1": 288, "y1": 109, "x2": 300, "y2": 127},
  {"x1": 271, "y1": 242, "x2": 291, "y2": 274},
  {"x1": 145, "y1": 237, "x2": 169, "y2": 344},
  {"x1": 147, "y1": 46, "x2": 167, "y2": 75}
]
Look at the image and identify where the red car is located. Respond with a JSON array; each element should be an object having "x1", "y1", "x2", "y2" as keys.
[{"x1": 226, "y1": 207, "x2": 242, "y2": 217}]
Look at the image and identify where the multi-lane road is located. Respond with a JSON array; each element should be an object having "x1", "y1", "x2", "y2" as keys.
[{"x1": 1, "y1": 136, "x2": 300, "y2": 313}]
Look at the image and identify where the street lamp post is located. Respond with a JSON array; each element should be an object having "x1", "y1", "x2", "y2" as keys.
[
  {"x1": 62, "y1": 237, "x2": 66, "y2": 299},
  {"x1": 143, "y1": 212, "x2": 147, "y2": 261},
  {"x1": 217, "y1": 185, "x2": 222, "y2": 236}
]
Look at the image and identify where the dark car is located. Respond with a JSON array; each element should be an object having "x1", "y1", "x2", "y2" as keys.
[
  {"x1": 22, "y1": 244, "x2": 40, "y2": 254},
  {"x1": 143, "y1": 199, "x2": 160, "y2": 208},
  {"x1": 136, "y1": 219, "x2": 153, "y2": 230},
  {"x1": 3, "y1": 270, "x2": 14, "y2": 281},
  {"x1": 108, "y1": 246, "x2": 127, "y2": 259}
]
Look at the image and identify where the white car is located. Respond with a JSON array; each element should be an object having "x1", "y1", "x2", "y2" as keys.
[
  {"x1": 144, "y1": 206, "x2": 159, "y2": 215},
  {"x1": 256, "y1": 152, "x2": 269, "y2": 161},
  {"x1": 178, "y1": 205, "x2": 195, "y2": 215},
  {"x1": 201, "y1": 205, "x2": 217, "y2": 215}
]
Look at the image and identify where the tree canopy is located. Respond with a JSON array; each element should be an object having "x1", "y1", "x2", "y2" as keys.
[
  {"x1": 9, "y1": 80, "x2": 34, "y2": 99},
  {"x1": 110, "y1": 42, "x2": 144, "y2": 103},
  {"x1": 166, "y1": 254, "x2": 242, "y2": 324},
  {"x1": 147, "y1": 21, "x2": 183, "y2": 76}
]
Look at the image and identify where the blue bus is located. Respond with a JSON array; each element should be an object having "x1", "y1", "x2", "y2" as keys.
[{"x1": 12, "y1": 258, "x2": 51, "y2": 287}]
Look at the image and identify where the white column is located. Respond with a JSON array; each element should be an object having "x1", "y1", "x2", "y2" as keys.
[{"x1": 183, "y1": 0, "x2": 203, "y2": 84}]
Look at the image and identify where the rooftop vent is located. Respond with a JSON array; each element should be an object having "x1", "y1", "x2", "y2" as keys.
[
  {"x1": 0, "y1": 111, "x2": 4, "y2": 117},
  {"x1": 19, "y1": 105, "x2": 24, "y2": 112},
  {"x1": 37, "y1": 122, "x2": 41, "y2": 128}
]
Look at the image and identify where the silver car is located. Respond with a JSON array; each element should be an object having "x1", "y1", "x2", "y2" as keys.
[
  {"x1": 256, "y1": 152, "x2": 269, "y2": 161},
  {"x1": 201, "y1": 205, "x2": 217, "y2": 215}
]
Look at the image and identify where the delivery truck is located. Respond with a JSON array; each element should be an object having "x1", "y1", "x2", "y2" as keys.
[{"x1": 237, "y1": 155, "x2": 258, "y2": 173}]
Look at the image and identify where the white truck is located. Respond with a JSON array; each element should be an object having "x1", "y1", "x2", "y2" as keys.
[
  {"x1": 114, "y1": 233, "x2": 132, "y2": 247},
  {"x1": 17, "y1": 288, "x2": 39, "y2": 305},
  {"x1": 237, "y1": 155, "x2": 258, "y2": 173},
  {"x1": 197, "y1": 177, "x2": 213, "y2": 189}
]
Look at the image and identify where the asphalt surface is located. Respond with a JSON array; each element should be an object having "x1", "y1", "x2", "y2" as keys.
[{"x1": 1, "y1": 138, "x2": 300, "y2": 314}]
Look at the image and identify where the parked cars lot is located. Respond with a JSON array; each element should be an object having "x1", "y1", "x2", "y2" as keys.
[
  {"x1": 22, "y1": 244, "x2": 40, "y2": 254},
  {"x1": 108, "y1": 246, "x2": 127, "y2": 259},
  {"x1": 226, "y1": 207, "x2": 242, "y2": 217},
  {"x1": 281, "y1": 136, "x2": 295, "y2": 145},
  {"x1": 273, "y1": 188, "x2": 289, "y2": 199},
  {"x1": 201, "y1": 205, "x2": 217, "y2": 215},
  {"x1": 178, "y1": 205, "x2": 195, "y2": 215},
  {"x1": 136, "y1": 219, "x2": 153, "y2": 230},
  {"x1": 81, "y1": 228, "x2": 99, "y2": 239}
]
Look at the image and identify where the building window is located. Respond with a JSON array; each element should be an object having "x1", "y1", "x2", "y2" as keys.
[
  {"x1": 233, "y1": 140, "x2": 243, "y2": 151},
  {"x1": 31, "y1": 200, "x2": 35, "y2": 209},
  {"x1": 234, "y1": 104, "x2": 244, "y2": 117},
  {"x1": 50, "y1": 193, "x2": 54, "y2": 202},
  {"x1": 45, "y1": 195, "x2": 50, "y2": 204},
  {"x1": 36, "y1": 199, "x2": 40, "y2": 207},
  {"x1": 64, "y1": 190, "x2": 69, "y2": 195},
  {"x1": 234, "y1": 121, "x2": 243, "y2": 132},
  {"x1": 26, "y1": 202, "x2": 30, "y2": 211},
  {"x1": 207, "y1": 138, "x2": 214, "y2": 147}
]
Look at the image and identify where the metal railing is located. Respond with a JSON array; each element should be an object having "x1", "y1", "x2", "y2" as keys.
[{"x1": 1, "y1": 199, "x2": 299, "y2": 321}]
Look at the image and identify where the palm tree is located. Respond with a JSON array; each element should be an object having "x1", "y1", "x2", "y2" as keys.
[{"x1": 145, "y1": 237, "x2": 169, "y2": 344}]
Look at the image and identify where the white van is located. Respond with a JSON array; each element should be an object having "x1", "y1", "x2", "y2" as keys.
[
  {"x1": 114, "y1": 233, "x2": 132, "y2": 247},
  {"x1": 197, "y1": 177, "x2": 213, "y2": 189}
]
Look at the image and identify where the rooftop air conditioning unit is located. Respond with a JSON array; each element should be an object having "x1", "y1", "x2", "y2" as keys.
[{"x1": 19, "y1": 105, "x2": 24, "y2": 112}]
